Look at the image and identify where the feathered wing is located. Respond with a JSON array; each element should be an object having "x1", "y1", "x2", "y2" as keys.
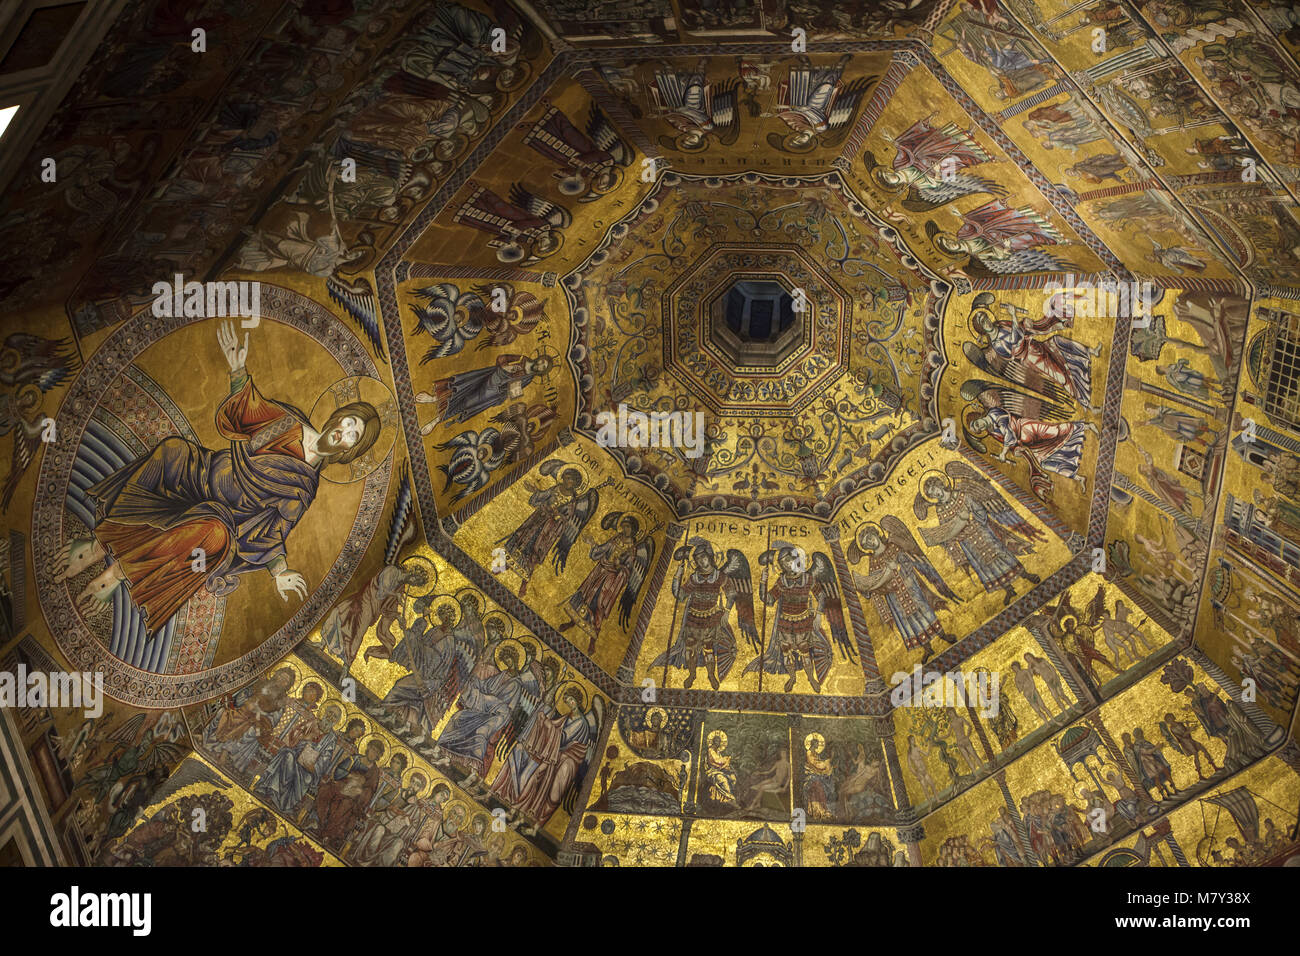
[
  {"x1": 562, "y1": 695, "x2": 605, "y2": 815},
  {"x1": 2, "y1": 333, "x2": 81, "y2": 391},
  {"x1": 1, "y1": 417, "x2": 37, "y2": 510},
  {"x1": 961, "y1": 340, "x2": 1073, "y2": 406},
  {"x1": 1085, "y1": 583, "x2": 1107, "y2": 627},
  {"x1": 553, "y1": 488, "x2": 598, "y2": 574},
  {"x1": 879, "y1": 514, "x2": 958, "y2": 601},
  {"x1": 326, "y1": 275, "x2": 387, "y2": 363},
  {"x1": 944, "y1": 460, "x2": 1045, "y2": 546},
  {"x1": 383, "y1": 462, "x2": 415, "y2": 566},
  {"x1": 897, "y1": 119, "x2": 993, "y2": 171},
  {"x1": 822, "y1": 75, "x2": 874, "y2": 147},
  {"x1": 711, "y1": 78, "x2": 741, "y2": 145},
  {"x1": 495, "y1": 665, "x2": 542, "y2": 761},
  {"x1": 910, "y1": 173, "x2": 1006, "y2": 209},
  {"x1": 139, "y1": 757, "x2": 230, "y2": 808},
  {"x1": 810, "y1": 552, "x2": 855, "y2": 661},
  {"x1": 413, "y1": 284, "x2": 485, "y2": 362},
  {"x1": 722, "y1": 548, "x2": 759, "y2": 648},
  {"x1": 508, "y1": 184, "x2": 572, "y2": 228},
  {"x1": 959, "y1": 378, "x2": 1073, "y2": 422},
  {"x1": 619, "y1": 536, "x2": 656, "y2": 630},
  {"x1": 586, "y1": 103, "x2": 633, "y2": 167},
  {"x1": 977, "y1": 249, "x2": 1074, "y2": 275},
  {"x1": 1048, "y1": 591, "x2": 1079, "y2": 641}
]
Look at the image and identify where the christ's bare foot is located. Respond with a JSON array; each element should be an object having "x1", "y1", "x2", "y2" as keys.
[
  {"x1": 58, "y1": 538, "x2": 105, "y2": 580},
  {"x1": 75, "y1": 564, "x2": 124, "y2": 617}
]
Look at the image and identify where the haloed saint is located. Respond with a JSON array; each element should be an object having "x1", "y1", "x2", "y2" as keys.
[{"x1": 57, "y1": 322, "x2": 385, "y2": 633}]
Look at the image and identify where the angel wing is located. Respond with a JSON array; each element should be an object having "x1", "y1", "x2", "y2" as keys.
[
  {"x1": 553, "y1": 487, "x2": 598, "y2": 574},
  {"x1": 413, "y1": 284, "x2": 486, "y2": 362},
  {"x1": 959, "y1": 378, "x2": 1073, "y2": 422},
  {"x1": 1084, "y1": 583, "x2": 1107, "y2": 627},
  {"x1": 975, "y1": 248, "x2": 1074, "y2": 275},
  {"x1": 1, "y1": 416, "x2": 39, "y2": 510},
  {"x1": 325, "y1": 274, "x2": 387, "y2": 363},
  {"x1": 721, "y1": 548, "x2": 759, "y2": 648},
  {"x1": 961, "y1": 340, "x2": 1073, "y2": 406},
  {"x1": 508, "y1": 184, "x2": 571, "y2": 229},
  {"x1": 944, "y1": 459, "x2": 1045, "y2": 546},
  {"x1": 1047, "y1": 590, "x2": 1079, "y2": 640},
  {"x1": 586, "y1": 103, "x2": 633, "y2": 167},
  {"x1": 0, "y1": 333, "x2": 81, "y2": 391},
  {"x1": 710, "y1": 78, "x2": 741, "y2": 145},
  {"x1": 383, "y1": 462, "x2": 415, "y2": 566},
  {"x1": 879, "y1": 514, "x2": 958, "y2": 601},
  {"x1": 618, "y1": 535, "x2": 656, "y2": 631},
  {"x1": 495, "y1": 664, "x2": 543, "y2": 761},
  {"x1": 822, "y1": 75, "x2": 874, "y2": 147},
  {"x1": 141, "y1": 757, "x2": 230, "y2": 808},
  {"x1": 810, "y1": 552, "x2": 855, "y2": 661}
]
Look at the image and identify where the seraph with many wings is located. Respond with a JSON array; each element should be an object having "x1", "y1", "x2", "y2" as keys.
[{"x1": 410, "y1": 283, "x2": 487, "y2": 363}]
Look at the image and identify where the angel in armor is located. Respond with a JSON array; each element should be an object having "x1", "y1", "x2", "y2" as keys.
[
  {"x1": 742, "y1": 542, "x2": 854, "y2": 694},
  {"x1": 558, "y1": 512, "x2": 657, "y2": 654},
  {"x1": 651, "y1": 537, "x2": 759, "y2": 690},
  {"x1": 496, "y1": 460, "x2": 601, "y2": 597},
  {"x1": 847, "y1": 517, "x2": 960, "y2": 665},
  {"x1": 914, "y1": 462, "x2": 1045, "y2": 607}
]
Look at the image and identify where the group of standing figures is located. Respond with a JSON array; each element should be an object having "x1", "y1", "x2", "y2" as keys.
[
  {"x1": 493, "y1": 457, "x2": 1049, "y2": 686},
  {"x1": 634, "y1": 459, "x2": 1048, "y2": 690}
]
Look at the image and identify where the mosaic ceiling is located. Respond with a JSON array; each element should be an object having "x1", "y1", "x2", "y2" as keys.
[{"x1": 1, "y1": 0, "x2": 1300, "y2": 869}]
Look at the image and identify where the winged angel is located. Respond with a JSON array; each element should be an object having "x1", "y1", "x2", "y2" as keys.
[
  {"x1": 847, "y1": 515, "x2": 959, "y2": 664},
  {"x1": 743, "y1": 543, "x2": 853, "y2": 694},
  {"x1": 651, "y1": 537, "x2": 759, "y2": 690},
  {"x1": 913, "y1": 461, "x2": 1045, "y2": 607}
]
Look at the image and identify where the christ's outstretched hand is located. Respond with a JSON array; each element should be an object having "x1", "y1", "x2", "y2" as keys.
[
  {"x1": 275, "y1": 570, "x2": 308, "y2": 603},
  {"x1": 218, "y1": 321, "x2": 249, "y2": 373}
]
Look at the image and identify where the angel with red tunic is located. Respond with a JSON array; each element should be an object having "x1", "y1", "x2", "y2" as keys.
[
  {"x1": 742, "y1": 543, "x2": 854, "y2": 694},
  {"x1": 927, "y1": 199, "x2": 1074, "y2": 276},
  {"x1": 651, "y1": 537, "x2": 759, "y2": 690},
  {"x1": 960, "y1": 378, "x2": 1098, "y2": 500},
  {"x1": 963, "y1": 292, "x2": 1100, "y2": 412}
]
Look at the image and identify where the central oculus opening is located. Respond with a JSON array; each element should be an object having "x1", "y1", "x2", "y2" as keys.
[
  {"x1": 709, "y1": 276, "x2": 806, "y2": 369},
  {"x1": 724, "y1": 280, "x2": 796, "y2": 342}
]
